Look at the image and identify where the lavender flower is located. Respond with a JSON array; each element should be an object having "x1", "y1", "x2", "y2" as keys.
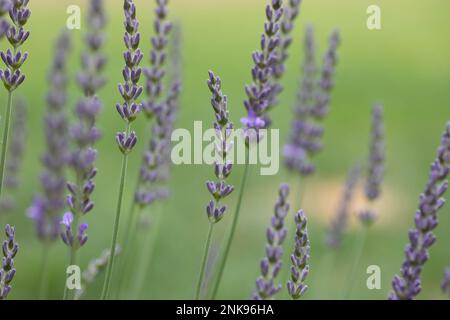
[
  {"x1": 0, "y1": 0, "x2": 31, "y2": 92},
  {"x1": 358, "y1": 104, "x2": 385, "y2": 226},
  {"x1": 0, "y1": 97, "x2": 25, "y2": 212},
  {"x1": 205, "y1": 71, "x2": 234, "y2": 223},
  {"x1": 0, "y1": 224, "x2": 18, "y2": 300},
  {"x1": 389, "y1": 122, "x2": 450, "y2": 300},
  {"x1": 28, "y1": 31, "x2": 71, "y2": 242},
  {"x1": 115, "y1": 0, "x2": 143, "y2": 154},
  {"x1": 441, "y1": 268, "x2": 450, "y2": 297},
  {"x1": 274, "y1": 0, "x2": 302, "y2": 79},
  {"x1": 287, "y1": 210, "x2": 310, "y2": 299},
  {"x1": 0, "y1": 0, "x2": 11, "y2": 39},
  {"x1": 241, "y1": 0, "x2": 285, "y2": 131},
  {"x1": 77, "y1": 0, "x2": 107, "y2": 96},
  {"x1": 60, "y1": 212, "x2": 88, "y2": 248},
  {"x1": 326, "y1": 164, "x2": 361, "y2": 249},
  {"x1": 252, "y1": 184, "x2": 290, "y2": 300}
]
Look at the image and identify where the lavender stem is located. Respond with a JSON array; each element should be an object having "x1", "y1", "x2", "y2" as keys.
[
  {"x1": 101, "y1": 124, "x2": 131, "y2": 300},
  {"x1": 38, "y1": 244, "x2": 49, "y2": 300},
  {"x1": 0, "y1": 91, "x2": 13, "y2": 200},
  {"x1": 211, "y1": 158, "x2": 250, "y2": 299},
  {"x1": 195, "y1": 222, "x2": 215, "y2": 299},
  {"x1": 343, "y1": 227, "x2": 368, "y2": 299}
]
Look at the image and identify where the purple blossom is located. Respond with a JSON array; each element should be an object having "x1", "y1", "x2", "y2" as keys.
[
  {"x1": 0, "y1": 0, "x2": 30, "y2": 92},
  {"x1": 284, "y1": 26, "x2": 338, "y2": 175},
  {"x1": 441, "y1": 268, "x2": 450, "y2": 297},
  {"x1": 60, "y1": 212, "x2": 88, "y2": 249},
  {"x1": 287, "y1": 210, "x2": 310, "y2": 299},
  {"x1": 0, "y1": 0, "x2": 11, "y2": 39},
  {"x1": 326, "y1": 164, "x2": 360, "y2": 249},
  {"x1": 389, "y1": 122, "x2": 450, "y2": 300},
  {"x1": 241, "y1": 0, "x2": 285, "y2": 132},
  {"x1": 0, "y1": 97, "x2": 26, "y2": 212},
  {"x1": 252, "y1": 184, "x2": 290, "y2": 300},
  {"x1": 115, "y1": 0, "x2": 143, "y2": 155},
  {"x1": 0, "y1": 224, "x2": 18, "y2": 300},
  {"x1": 204, "y1": 71, "x2": 234, "y2": 223},
  {"x1": 28, "y1": 31, "x2": 71, "y2": 242}
]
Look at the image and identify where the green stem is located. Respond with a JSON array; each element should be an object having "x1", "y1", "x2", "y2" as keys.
[
  {"x1": 38, "y1": 244, "x2": 50, "y2": 300},
  {"x1": 343, "y1": 227, "x2": 368, "y2": 299},
  {"x1": 0, "y1": 91, "x2": 13, "y2": 200},
  {"x1": 101, "y1": 125, "x2": 131, "y2": 300},
  {"x1": 195, "y1": 222, "x2": 215, "y2": 300},
  {"x1": 210, "y1": 157, "x2": 250, "y2": 299}
]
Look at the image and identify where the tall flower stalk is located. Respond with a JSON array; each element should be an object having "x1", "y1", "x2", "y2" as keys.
[
  {"x1": 195, "y1": 71, "x2": 234, "y2": 300},
  {"x1": 0, "y1": 224, "x2": 18, "y2": 300},
  {"x1": 0, "y1": 97, "x2": 25, "y2": 213},
  {"x1": 390, "y1": 122, "x2": 450, "y2": 300},
  {"x1": 252, "y1": 184, "x2": 289, "y2": 300},
  {"x1": 101, "y1": 0, "x2": 143, "y2": 300},
  {"x1": 0, "y1": 0, "x2": 31, "y2": 201}
]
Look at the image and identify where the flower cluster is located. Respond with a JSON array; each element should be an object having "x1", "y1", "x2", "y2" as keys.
[
  {"x1": 287, "y1": 210, "x2": 310, "y2": 299},
  {"x1": 28, "y1": 31, "x2": 71, "y2": 242},
  {"x1": 326, "y1": 164, "x2": 360, "y2": 249},
  {"x1": 241, "y1": 0, "x2": 284, "y2": 132},
  {"x1": 115, "y1": 0, "x2": 143, "y2": 154},
  {"x1": 77, "y1": 0, "x2": 107, "y2": 96},
  {"x1": 359, "y1": 104, "x2": 385, "y2": 226},
  {"x1": 0, "y1": 0, "x2": 11, "y2": 39},
  {"x1": 205, "y1": 71, "x2": 234, "y2": 223},
  {"x1": 0, "y1": 0, "x2": 31, "y2": 92},
  {"x1": 0, "y1": 97, "x2": 26, "y2": 212},
  {"x1": 390, "y1": 122, "x2": 450, "y2": 300},
  {"x1": 0, "y1": 224, "x2": 18, "y2": 300},
  {"x1": 253, "y1": 184, "x2": 290, "y2": 300},
  {"x1": 441, "y1": 268, "x2": 450, "y2": 297}
]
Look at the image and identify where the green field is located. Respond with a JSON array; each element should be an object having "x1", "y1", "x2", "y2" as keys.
[{"x1": 0, "y1": 0, "x2": 449, "y2": 300}]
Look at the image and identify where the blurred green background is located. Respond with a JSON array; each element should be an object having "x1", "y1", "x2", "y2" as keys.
[{"x1": 0, "y1": 0, "x2": 449, "y2": 300}]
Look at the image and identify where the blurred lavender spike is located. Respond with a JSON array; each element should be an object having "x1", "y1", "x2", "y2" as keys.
[
  {"x1": 0, "y1": 224, "x2": 18, "y2": 300},
  {"x1": 241, "y1": 0, "x2": 285, "y2": 131},
  {"x1": 252, "y1": 184, "x2": 290, "y2": 300},
  {"x1": 274, "y1": 0, "x2": 302, "y2": 79},
  {"x1": 287, "y1": 210, "x2": 310, "y2": 299},
  {"x1": 389, "y1": 121, "x2": 450, "y2": 300},
  {"x1": 441, "y1": 268, "x2": 450, "y2": 297},
  {"x1": 28, "y1": 31, "x2": 71, "y2": 242},
  {"x1": 0, "y1": 0, "x2": 11, "y2": 39},
  {"x1": 77, "y1": 0, "x2": 107, "y2": 96},
  {"x1": 358, "y1": 103, "x2": 385, "y2": 226},
  {"x1": 0, "y1": 97, "x2": 26, "y2": 213},
  {"x1": 326, "y1": 164, "x2": 361, "y2": 249}
]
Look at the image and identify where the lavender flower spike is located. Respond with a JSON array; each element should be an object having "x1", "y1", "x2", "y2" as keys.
[
  {"x1": 326, "y1": 164, "x2": 360, "y2": 249},
  {"x1": 253, "y1": 184, "x2": 290, "y2": 300},
  {"x1": 441, "y1": 267, "x2": 450, "y2": 297},
  {"x1": 390, "y1": 122, "x2": 450, "y2": 300},
  {"x1": 0, "y1": 97, "x2": 26, "y2": 213},
  {"x1": 359, "y1": 103, "x2": 385, "y2": 226},
  {"x1": 241, "y1": 0, "x2": 285, "y2": 131},
  {"x1": 0, "y1": 0, "x2": 11, "y2": 39},
  {"x1": 28, "y1": 31, "x2": 71, "y2": 242},
  {"x1": 287, "y1": 210, "x2": 310, "y2": 299},
  {"x1": 195, "y1": 71, "x2": 233, "y2": 299},
  {"x1": 0, "y1": 224, "x2": 18, "y2": 300}
]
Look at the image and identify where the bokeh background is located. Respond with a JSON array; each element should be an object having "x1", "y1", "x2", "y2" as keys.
[{"x1": 0, "y1": 0, "x2": 449, "y2": 300}]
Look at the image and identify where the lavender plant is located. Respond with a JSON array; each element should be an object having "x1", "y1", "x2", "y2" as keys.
[
  {"x1": 284, "y1": 27, "x2": 341, "y2": 176},
  {"x1": 0, "y1": 0, "x2": 31, "y2": 202},
  {"x1": 101, "y1": 0, "x2": 143, "y2": 300},
  {"x1": 0, "y1": 0, "x2": 10, "y2": 39},
  {"x1": 0, "y1": 224, "x2": 18, "y2": 300},
  {"x1": 252, "y1": 184, "x2": 290, "y2": 300},
  {"x1": 390, "y1": 122, "x2": 450, "y2": 300},
  {"x1": 359, "y1": 103, "x2": 385, "y2": 226},
  {"x1": 441, "y1": 267, "x2": 450, "y2": 297},
  {"x1": 0, "y1": 97, "x2": 25, "y2": 213},
  {"x1": 287, "y1": 210, "x2": 310, "y2": 299},
  {"x1": 28, "y1": 31, "x2": 71, "y2": 242},
  {"x1": 195, "y1": 71, "x2": 234, "y2": 300},
  {"x1": 326, "y1": 165, "x2": 360, "y2": 249}
]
